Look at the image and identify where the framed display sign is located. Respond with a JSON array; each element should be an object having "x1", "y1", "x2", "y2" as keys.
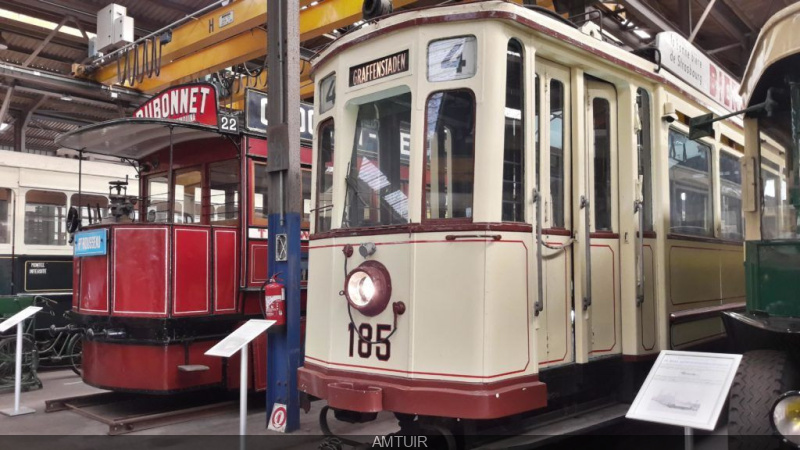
[{"x1": 626, "y1": 350, "x2": 742, "y2": 430}]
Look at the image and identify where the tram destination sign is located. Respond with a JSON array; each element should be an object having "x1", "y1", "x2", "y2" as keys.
[
  {"x1": 655, "y1": 32, "x2": 743, "y2": 113},
  {"x1": 244, "y1": 89, "x2": 315, "y2": 141},
  {"x1": 134, "y1": 82, "x2": 219, "y2": 127},
  {"x1": 349, "y1": 50, "x2": 409, "y2": 87}
]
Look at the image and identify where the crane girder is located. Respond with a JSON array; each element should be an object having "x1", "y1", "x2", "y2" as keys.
[{"x1": 88, "y1": 0, "x2": 420, "y2": 94}]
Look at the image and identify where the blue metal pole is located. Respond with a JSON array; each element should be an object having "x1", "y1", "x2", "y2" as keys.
[{"x1": 266, "y1": 213, "x2": 301, "y2": 432}]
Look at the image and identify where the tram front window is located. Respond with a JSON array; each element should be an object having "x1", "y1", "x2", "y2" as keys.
[
  {"x1": 208, "y1": 160, "x2": 239, "y2": 224},
  {"x1": 343, "y1": 91, "x2": 411, "y2": 228},
  {"x1": 425, "y1": 90, "x2": 476, "y2": 220}
]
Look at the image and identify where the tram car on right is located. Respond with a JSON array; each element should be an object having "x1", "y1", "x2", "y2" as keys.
[{"x1": 298, "y1": 0, "x2": 783, "y2": 443}]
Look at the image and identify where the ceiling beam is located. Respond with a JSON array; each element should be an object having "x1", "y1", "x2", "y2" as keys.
[{"x1": 0, "y1": 0, "x2": 160, "y2": 35}]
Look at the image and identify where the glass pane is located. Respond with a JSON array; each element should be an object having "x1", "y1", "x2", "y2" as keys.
[
  {"x1": 145, "y1": 176, "x2": 169, "y2": 223},
  {"x1": 762, "y1": 169, "x2": 781, "y2": 239},
  {"x1": 535, "y1": 75, "x2": 540, "y2": 190},
  {"x1": 502, "y1": 39, "x2": 525, "y2": 222},
  {"x1": 344, "y1": 92, "x2": 411, "y2": 228},
  {"x1": 550, "y1": 80, "x2": 565, "y2": 228},
  {"x1": 593, "y1": 97, "x2": 612, "y2": 231},
  {"x1": 316, "y1": 121, "x2": 334, "y2": 232},
  {"x1": 669, "y1": 129, "x2": 713, "y2": 236},
  {"x1": 70, "y1": 194, "x2": 109, "y2": 225},
  {"x1": 253, "y1": 163, "x2": 268, "y2": 224},
  {"x1": 720, "y1": 152, "x2": 742, "y2": 240},
  {"x1": 425, "y1": 90, "x2": 476, "y2": 220},
  {"x1": 208, "y1": 160, "x2": 240, "y2": 224},
  {"x1": 174, "y1": 170, "x2": 202, "y2": 224},
  {"x1": 24, "y1": 190, "x2": 67, "y2": 245},
  {"x1": 428, "y1": 36, "x2": 477, "y2": 82},
  {"x1": 636, "y1": 88, "x2": 654, "y2": 231},
  {"x1": 0, "y1": 188, "x2": 11, "y2": 244}
]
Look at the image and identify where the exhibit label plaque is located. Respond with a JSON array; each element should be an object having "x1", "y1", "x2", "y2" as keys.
[{"x1": 626, "y1": 350, "x2": 742, "y2": 430}]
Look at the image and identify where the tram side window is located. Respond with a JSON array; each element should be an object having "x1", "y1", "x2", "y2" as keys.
[
  {"x1": 253, "y1": 162, "x2": 269, "y2": 226},
  {"x1": 208, "y1": 160, "x2": 240, "y2": 225},
  {"x1": 502, "y1": 39, "x2": 525, "y2": 222},
  {"x1": 593, "y1": 98, "x2": 612, "y2": 231},
  {"x1": 316, "y1": 120, "x2": 334, "y2": 232},
  {"x1": 550, "y1": 80, "x2": 566, "y2": 228},
  {"x1": 174, "y1": 169, "x2": 202, "y2": 224},
  {"x1": 344, "y1": 92, "x2": 411, "y2": 228},
  {"x1": 636, "y1": 88, "x2": 654, "y2": 231},
  {"x1": 425, "y1": 90, "x2": 476, "y2": 220},
  {"x1": 0, "y1": 188, "x2": 10, "y2": 244},
  {"x1": 24, "y1": 190, "x2": 67, "y2": 245},
  {"x1": 70, "y1": 194, "x2": 109, "y2": 224},
  {"x1": 669, "y1": 130, "x2": 713, "y2": 237},
  {"x1": 720, "y1": 152, "x2": 743, "y2": 240},
  {"x1": 145, "y1": 176, "x2": 169, "y2": 223}
]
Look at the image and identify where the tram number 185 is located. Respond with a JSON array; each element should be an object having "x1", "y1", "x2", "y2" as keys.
[{"x1": 348, "y1": 323, "x2": 391, "y2": 361}]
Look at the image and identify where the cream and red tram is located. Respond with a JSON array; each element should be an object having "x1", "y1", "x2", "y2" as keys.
[
  {"x1": 299, "y1": 0, "x2": 769, "y2": 429},
  {"x1": 57, "y1": 83, "x2": 313, "y2": 393}
]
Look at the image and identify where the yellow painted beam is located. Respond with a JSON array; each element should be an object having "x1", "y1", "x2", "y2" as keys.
[{"x1": 93, "y1": 0, "x2": 420, "y2": 92}]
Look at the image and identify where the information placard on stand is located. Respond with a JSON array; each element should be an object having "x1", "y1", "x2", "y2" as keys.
[
  {"x1": 626, "y1": 350, "x2": 742, "y2": 449},
  {"x1": 0, "y1": 306, "x2": 42, "y2": 417},
  {"x1": 205, "y1": 319, "x2": 274, "y2": 447}
]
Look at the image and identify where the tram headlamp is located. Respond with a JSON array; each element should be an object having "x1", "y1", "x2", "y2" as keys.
[
  {"x1": 344, "y1": 260, "x2": 392, "y2": 316},
  {"x1": 771, "y1": 391, "x2": 800, "y2": 446}
]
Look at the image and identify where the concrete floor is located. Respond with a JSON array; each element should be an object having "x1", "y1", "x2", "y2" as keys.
[
  {"x1": 0, "y1": 370, "x2": 733, "y2": 449},
  {"x1": 0, "y1": 369, "x2": 398, "y2": 440}
]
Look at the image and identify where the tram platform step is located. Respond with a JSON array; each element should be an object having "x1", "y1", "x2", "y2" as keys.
[
  {"x1": 177, "y1": 365, "x2": 210, "y2": 372},
  {"x1": 475, "y1": 402, "x2": 630, "y2": 449}
]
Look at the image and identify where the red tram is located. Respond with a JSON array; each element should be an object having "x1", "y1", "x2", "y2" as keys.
[{"x1": 57, "y1": 83, "x2": 312, "y2": 393}]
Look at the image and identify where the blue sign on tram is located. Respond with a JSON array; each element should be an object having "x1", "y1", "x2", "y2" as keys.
[{"x1": 74, "y1": 229, "x2": 108, "y2": 257}]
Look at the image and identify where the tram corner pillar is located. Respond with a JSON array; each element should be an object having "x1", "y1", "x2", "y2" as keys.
[{"x1": 265, "y1": 0, "x2": 301, "y2": 433}]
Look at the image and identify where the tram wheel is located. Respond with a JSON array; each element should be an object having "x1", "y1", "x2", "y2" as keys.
[
  {"x1": 67, "y1": 334, "x2": 83, "y2": 377},
  {"x1": 728, "y1": 350, "x2": 798, "y2": 450},
  {"x1": 0, "y1": 335, "x2": 39, "y2": 383}
]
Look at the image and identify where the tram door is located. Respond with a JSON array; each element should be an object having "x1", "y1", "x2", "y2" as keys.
[
  {"x1": 585, "y1": 79, "x2": 622, "y2": 358},
  {"x1": 535, "y1": 60, "x2": 574, "y2": 368}
]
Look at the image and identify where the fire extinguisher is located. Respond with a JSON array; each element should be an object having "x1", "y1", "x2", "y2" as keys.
[{"x1": 264, "y1": 275, "x2": 286, "y2": 328}]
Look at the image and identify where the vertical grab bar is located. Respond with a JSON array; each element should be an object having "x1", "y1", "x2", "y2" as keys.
[
  {"x1": 534, "y1": 188, "x2": 544, "y2": 316},
  {"x1": 581, "y1": 195, "x2": 591, "y2": 310}
]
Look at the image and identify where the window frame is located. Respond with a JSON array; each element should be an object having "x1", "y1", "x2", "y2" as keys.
[
  {"x1": 501, "y1": 38, "x2": 526, "y2": 223},
  {"x1": 421, "y1": 88, "x2": 478, "y2": 224},
  {"x1": 314, "y1": 118, "x2": 335, "y2": 233},
  {"x1": 667, "y1": 126, "x2": 715, "y2": 238},
  {"x1": 718, "y1": 148, "x2": 743, "y2": 241},
  {"x1": 24, "y1": 189, "x2": 68, "y2": 246},
  {"x1": 0, "y1": 188, "x2": 13, "y2": 246}
]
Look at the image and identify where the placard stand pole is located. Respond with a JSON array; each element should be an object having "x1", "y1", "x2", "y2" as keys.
[
  {"x1": 1, "y1": 321, "x2": 35, "y2": 417},
  {"x1": 684, "y1": 427, "x2": 693, "y2": 450},
  {"x1": 240, "y1": 343, "x2": 248, "y2": 445}
]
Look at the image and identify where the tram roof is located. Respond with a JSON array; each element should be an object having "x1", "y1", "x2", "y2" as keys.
[
  {"x1": 740, "y1": 2, "x2": 800, "y2": 106},
  {"x1": 55, "y1": 118, "x2": 226, "y2": 160}
]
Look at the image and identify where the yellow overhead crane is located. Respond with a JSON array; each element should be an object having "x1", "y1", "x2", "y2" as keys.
[{"x1": 82, "y1": 0, "x2": 527, "y2": 105}]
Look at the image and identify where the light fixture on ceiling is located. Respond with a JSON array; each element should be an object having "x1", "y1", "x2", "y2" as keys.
[
  {"x1": 0, "y1": 33, "x2": 8, "y2": 51},
  {"x1": 60, "y1": 94, "x2": 73, "y2": 102},
  {"x1": 0, "y1": 123, "x2": 9, "y2": 131}
]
